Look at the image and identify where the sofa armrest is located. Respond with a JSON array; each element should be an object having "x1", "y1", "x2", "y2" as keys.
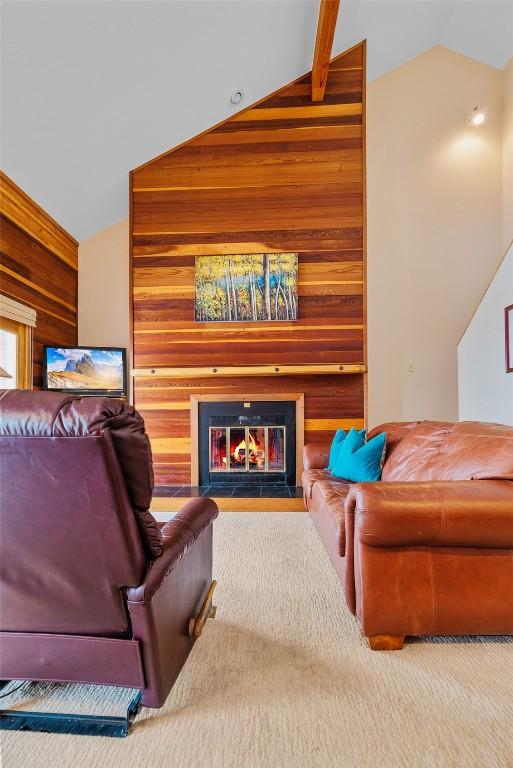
[
  {"x1": 127, "y1": 497, "x2": 219, "y2": 603},
  {"x1": 303, "y1": 443, "x2": 330, "y2": 470},
  {"x1": 346, "y1": 480, "x2": 513, "y2": 549}
]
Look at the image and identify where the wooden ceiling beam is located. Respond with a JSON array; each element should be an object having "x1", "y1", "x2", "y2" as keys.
[{"x1": 311, "y1": 0, "x2": 341, "y2": 102}]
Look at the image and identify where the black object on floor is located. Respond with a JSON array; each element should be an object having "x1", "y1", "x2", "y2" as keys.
[{"x1": 0, "y1": 683, "x2": 142, "y2": 738}]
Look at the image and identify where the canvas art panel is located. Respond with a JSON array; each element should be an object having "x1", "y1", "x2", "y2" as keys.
[{"x1": 195, "y1": 253, "x2": 298, "y2": 322}]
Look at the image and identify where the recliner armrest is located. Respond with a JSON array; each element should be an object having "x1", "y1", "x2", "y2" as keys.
[
  {"x1": 303, "y1": 443, "x2": 330, "y2": 470},
  {"x1": 346, "y1": 480, "x2": 513, "y2": 549},
  {"x1": 127, "y1": 498, "x2": 219, "y2": 602}
]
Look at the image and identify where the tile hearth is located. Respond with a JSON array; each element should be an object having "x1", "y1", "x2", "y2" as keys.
[{"x1": 154, "y1": 485, "x2": 304, "y2": 499}]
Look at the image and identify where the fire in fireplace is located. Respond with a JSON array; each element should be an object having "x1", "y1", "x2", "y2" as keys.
[
  {"x1": 210, "y1": 426, "x2": 285, "y2": 473},
  {"x1": 198, "y1": 401, "x2": 295, "y2": 486}
]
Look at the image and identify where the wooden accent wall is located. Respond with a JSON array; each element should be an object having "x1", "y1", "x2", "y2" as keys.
[
  {"x1": 0, "y1": 172, "x2": 78, "y2": 387},
  {"x1": 131, "y1": 43, "x2": 366, "y2": 485}
]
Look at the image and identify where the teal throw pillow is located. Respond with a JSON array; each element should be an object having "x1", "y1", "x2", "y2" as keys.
[
  {"x1": 332, "y1": 431, "x2": 387, "y2": 482},
  {"x1": 327, "y1": 429, "x2": 347, "y2": 470},
  {"x1": 327, "y1": 428, "x2": 366, "y2": 470},
  {"x1": 339, "y1": 427, "x2": 367, "y2": 456}
]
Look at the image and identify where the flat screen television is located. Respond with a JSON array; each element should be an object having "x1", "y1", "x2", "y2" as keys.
[{"x1": 43, "y1": 346, "x2": 127, "y2": 397}]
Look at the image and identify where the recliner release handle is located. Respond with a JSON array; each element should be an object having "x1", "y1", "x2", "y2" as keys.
[{"x1": 188, "y1": 580, "x2": 217, "y2": 639}]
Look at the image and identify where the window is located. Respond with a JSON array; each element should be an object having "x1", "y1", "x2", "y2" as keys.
[{"x1": 0, "y1": 316, "x2": 32, "y2": 389}]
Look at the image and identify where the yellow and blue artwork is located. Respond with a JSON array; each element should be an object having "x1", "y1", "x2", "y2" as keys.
[{"x1": 195, "y1": 253, "x2": 298, "y2": 322}]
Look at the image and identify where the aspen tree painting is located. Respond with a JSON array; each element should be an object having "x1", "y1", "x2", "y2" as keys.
[{"x1": 195, "y1": 253, "x2": 298, "y2": 322}]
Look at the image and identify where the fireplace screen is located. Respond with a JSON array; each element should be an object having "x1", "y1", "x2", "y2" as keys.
[{"x1": 209, "y1": 426, "x2": 286, "y2": 473}]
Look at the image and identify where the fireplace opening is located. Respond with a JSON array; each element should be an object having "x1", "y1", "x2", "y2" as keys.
[
  {"x1": 210, "y1": 425, "x2": 286, "y2": 473},
  {"x1": 199, "y1": 401, "x2": 295, "y2": 486}
]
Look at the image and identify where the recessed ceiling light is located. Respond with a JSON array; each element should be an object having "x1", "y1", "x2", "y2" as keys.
[
  {"x1": 468, "y1": 106, "x2": 486, "y2": 126},
  {"x1": 230, "y1": 90, "x2": 244, "y2": 106}
]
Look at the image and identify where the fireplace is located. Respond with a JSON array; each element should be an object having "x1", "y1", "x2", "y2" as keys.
[{"x1": 198, "y1": 401, "x2": 296, "y2": 486}]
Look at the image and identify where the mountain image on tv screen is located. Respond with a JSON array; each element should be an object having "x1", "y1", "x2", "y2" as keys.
[{"x1": 46, "y1": 348, "x2": 124, "y2": 391}]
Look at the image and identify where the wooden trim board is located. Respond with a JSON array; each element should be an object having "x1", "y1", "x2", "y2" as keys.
[
  {"x1": 150, "y1": 496, "x2": 306, "y2": 515},
  {"x1": 134, "y1": 364, "x2": 366, "y2": 378}
]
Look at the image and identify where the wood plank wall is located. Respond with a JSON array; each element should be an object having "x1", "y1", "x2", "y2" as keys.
[
  {"x1": 131, "y1": 43, "x2": 366, "y2": 485},
  {"x1": 0, "y1": 172, "x2": 78, "y2": 388}
]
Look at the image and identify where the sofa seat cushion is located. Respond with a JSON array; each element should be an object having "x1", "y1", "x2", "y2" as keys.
[
  {"x1": 310, "y1": 478, "x2": 352, "y2": 557},
  {"x1": 301, "y1": 468, "x2": 332, "y2": 499}
]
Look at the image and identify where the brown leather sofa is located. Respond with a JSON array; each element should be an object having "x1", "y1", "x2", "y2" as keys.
[
  {"x1": 303, "y1": 420, "x2": 513, "y2": 650},
  {"x1": 0, "y1": 390, "x2": 218, "y2": 735}
]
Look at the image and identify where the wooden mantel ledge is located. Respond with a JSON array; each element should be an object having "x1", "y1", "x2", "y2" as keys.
[{"x1": 132, "y1": 364, "x2": 366, "y2": 379}]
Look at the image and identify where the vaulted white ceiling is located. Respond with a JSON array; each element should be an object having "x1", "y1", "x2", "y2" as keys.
[{"x1": 1, "y1": 0, "x2": 512, "y2": 240}]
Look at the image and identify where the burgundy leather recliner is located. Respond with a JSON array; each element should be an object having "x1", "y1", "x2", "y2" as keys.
[{"x1": 0, "y1": 390, "x2": 218, "y2": 735}]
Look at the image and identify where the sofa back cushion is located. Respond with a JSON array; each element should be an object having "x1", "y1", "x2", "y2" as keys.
[
  {"x1": 381, "y1": 420, "x2": 513, "y2": 481},
  {"x1": 427, "y1": 422, "x2": 513, "y2": 481},
  {"x1": 368, "y1": 421, "x2": 421, "y2": 466},
  {"x1": 381, "y1": 422, "x2": 453, "y2": 481}
]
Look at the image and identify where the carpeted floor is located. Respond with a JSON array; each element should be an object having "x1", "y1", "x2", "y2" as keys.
[{"x1": 2, "y1": 513, "x2": 512, "y2": 768}]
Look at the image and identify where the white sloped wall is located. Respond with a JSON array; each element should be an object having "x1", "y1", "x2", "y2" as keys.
[{"x1": 457, "y1": 244, "x2": 513, "y2": 424}]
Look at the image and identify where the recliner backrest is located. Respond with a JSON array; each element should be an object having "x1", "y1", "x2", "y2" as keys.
[{"x1": 0, "y1": 391, "x2": 161, "y2": 637}]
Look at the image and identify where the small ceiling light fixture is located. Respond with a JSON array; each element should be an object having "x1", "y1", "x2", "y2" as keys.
[
  {"x1": 230, "y1": 89, "x2": 244, "y2": 106},
  {"x1": 468, "y1": 105, "x2": 486, "y2": 126}
]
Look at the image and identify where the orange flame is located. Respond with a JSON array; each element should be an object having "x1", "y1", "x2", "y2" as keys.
[{"x1": 233, "y1": 431, "x2": 258, "y2": 461}]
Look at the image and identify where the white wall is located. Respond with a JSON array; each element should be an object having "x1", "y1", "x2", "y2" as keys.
[
  {"x1": 78, "y1": 218, "x2": 131, "y2": 397},
  {"x1": 503, "y1": 56, "x2": 513, "y2": 250},
  {"x1": 457, "y1": 54, "x2": 513, "y2": 425},
  {"x1": 78, "y1": 218, "x2": 130, "y2": 351},
  {"x1": 367, "y1": 46, "x2": 504, "y2": 427},
  {"x1": 458, "y1": 245, "x2": 513, "y2": 424}
]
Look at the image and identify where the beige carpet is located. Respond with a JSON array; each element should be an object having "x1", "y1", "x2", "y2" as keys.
[{"x1": 2, "y1": 513, "x2": 512, "y2": 768}]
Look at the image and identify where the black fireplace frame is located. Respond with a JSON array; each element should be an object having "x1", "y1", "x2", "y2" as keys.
[{"x1": 198, "y1": 401, "x2": 296, "y2": 486}]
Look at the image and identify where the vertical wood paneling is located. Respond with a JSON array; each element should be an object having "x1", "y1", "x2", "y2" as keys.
[
  {"x1": 0, "y1": 172, "x2": 78, "y2": 387},
  {"x1": 131, "y1": 43, "x2": 366, "y2": 485}
]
